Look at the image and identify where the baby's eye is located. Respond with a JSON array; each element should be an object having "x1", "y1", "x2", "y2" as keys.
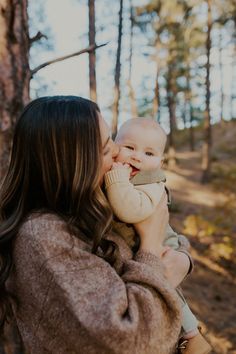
[
  {"x1": 145, "y1": 151, "x2": 154, "y2": 156},
  {"x1": 125, "y1": 145, "x2": 134, "y2": 150}
]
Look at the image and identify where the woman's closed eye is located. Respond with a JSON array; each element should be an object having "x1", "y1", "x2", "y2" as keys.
[{"x1": 103, "y1": 148, "x2": 111, "y2": 155}]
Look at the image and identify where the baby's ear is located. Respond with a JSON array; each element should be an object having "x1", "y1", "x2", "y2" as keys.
[{"x1": 160, "y1": 156, "x2": 164, "y2": 167}]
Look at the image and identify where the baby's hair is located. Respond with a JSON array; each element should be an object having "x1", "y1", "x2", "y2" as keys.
[{"x1": 116, "y1": 117, "x2": 167, "y2": 152}]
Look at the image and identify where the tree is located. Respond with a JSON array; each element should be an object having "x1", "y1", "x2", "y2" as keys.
[
  {"x1": 112, "y1": 0, "x2": 123, "y2": 139},
  {"x1": 0, "y1": 0, "x2": 30, "y2": 181},
  {"x1": 201, "y1": 0, "x2": 212, "y2": 183},
  {"x1": 183, "y1": 18, "x2": 206, "y2": 151},
  {"x1": 127, "y1": 0, "x2": 137, "y2": 117},
  {"x1": 88, "y1": 0, "x2": 97, "y2": 102},
  {"x1": 153, "y1": 64, "x2": 160, "y2": 122},
  {"x1": 216, "y1": 0, "x2": 236, "y2": 120},
  {"x1": 219, "y1": 30, "x2": 224, "y2": 123},
  {"x1": 152, "y1": 36, "x2": 162, "y2": 123},
  {"x1": 185, "y1": 65, "x2": 195, "y2": 151}
]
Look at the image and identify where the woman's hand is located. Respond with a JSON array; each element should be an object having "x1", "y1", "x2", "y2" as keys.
[
  {"x1": 134, "y1": 193, "x2": 169, "y2": 257},
  {"x1": 161, "y1": 249, "x2": 190, "y2": 288}
]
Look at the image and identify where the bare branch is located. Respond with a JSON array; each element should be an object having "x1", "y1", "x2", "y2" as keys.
[
  {"x1": 30, "y1": 31, "x2": 48, "y2": 45},
  {"x1": 30, "y1": 42, "x2": 108, "y2": 77}
]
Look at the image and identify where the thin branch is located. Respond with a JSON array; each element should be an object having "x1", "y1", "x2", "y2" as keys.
[
  {"x1": 30, "y1": 31, "x2": 48, "y2": 45},
  {"x1": 30, "y1": 42, "x2": 108, "y2": 77}
]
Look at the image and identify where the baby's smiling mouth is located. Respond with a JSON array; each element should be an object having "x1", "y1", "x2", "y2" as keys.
[{"x1": 129, "y1": 164, "x2": 140, "y2": 177}]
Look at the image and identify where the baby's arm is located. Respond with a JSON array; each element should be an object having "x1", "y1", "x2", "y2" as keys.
[{"x1": 104, "y1": 163, "x2": 165, "y2": 223}]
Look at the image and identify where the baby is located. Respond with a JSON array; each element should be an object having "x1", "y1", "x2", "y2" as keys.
[{"x1": 105, "y1": 118, "x2": 211, "y2": 354}]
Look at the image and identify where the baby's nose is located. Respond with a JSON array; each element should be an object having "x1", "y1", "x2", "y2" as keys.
[{"x1": 131, "y1": 152, "x2": 142, "y2": 162}]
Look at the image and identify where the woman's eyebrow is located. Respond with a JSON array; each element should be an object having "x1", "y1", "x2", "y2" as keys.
[{"x1": 102, "y1": 136, "x2": 110, "y2": 149}]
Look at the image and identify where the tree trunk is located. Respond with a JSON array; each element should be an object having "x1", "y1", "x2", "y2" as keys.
[
  {"x1": 189, "y1": 104, "x2": 195, "y2": 152},
  {"x1": 219, "y1": 30, "x2": 224, "y2": 124},
  {"x1": 186, "y1": 64, "x2": 195, "y2": 151},
  {"x1": 182, "y1": 98, "x2": 187, "y2": 129},
  {"x1": 0, "y1": 0, "x2": 30, "y2": 350},
  {"x1": 88, "y1": 0, "x2": 97, "y2": 102},
  {"x1": 166, "y1": 73, "x2": 177, "y2": 169},
  {"x1": 201, "y1": 0, "x2": 212, "y2": 183},
  {"x1": 127, "y1": 0, "x2": 137, "y2": 117},
  {"x1": 153, "y1": 63, "x2": 160, "y2": 122},
  {"x1": 167, "y1": 95, "x2": 177, "y2": 169},
  {"x1": 229, "y1": 32, "x2": 236, "y2": 120},
  {"x1": 0, "y1": 0, "x2": 30, "y2": 181},
  {"x1": 230, "y1": 8, "x2": 236, "y2": 120},
  {"x1": 112, "y1": 0, "x2": 123, "y2": 139}
]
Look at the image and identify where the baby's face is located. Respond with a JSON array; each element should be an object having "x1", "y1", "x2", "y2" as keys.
[{"x1": 115, "y1": 124, "x2": 165, "y2": 177}]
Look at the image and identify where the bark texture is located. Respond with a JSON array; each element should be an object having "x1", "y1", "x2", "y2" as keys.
[
  {"x1": 112, "y1": 0, "x2": 123, "y2": 139},
  {"x1": 0, "y1": 0, "x2": 30, "y2": 181},
  {"x1": 202, "y1": 0, "x2": 212, "y2": 183},
  {"x1": 166, "y1": 71, "x2": 177, "y2": 169},
  {"x1": 128, "y1": 0, "x2": 137, "y2": 117},
  {"x1": 88, "y1": 0, "x2": 97, "y2": 102}
]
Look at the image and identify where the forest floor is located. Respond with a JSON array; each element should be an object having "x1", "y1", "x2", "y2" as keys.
[{"x1": 165, "y1": 121, "x2": 236, "y2": 354}]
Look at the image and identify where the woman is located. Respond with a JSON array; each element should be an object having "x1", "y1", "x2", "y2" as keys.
[{"x1": 0, "y1": 96, "x2": 190, "y2": 353}]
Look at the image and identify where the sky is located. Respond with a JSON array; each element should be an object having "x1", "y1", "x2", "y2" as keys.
[{"x1": 29, "y1": 0, "x2": 234, "y2": 130}]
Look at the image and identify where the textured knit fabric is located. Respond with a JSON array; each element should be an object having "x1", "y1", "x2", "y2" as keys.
[
  {"x1": 7, "y1": 213, "x2": 182, "y2": 354},
  {"x1": 104, "y1": 168, "x2": 165, "y2": 224},
  {"x1": 130, "y1": 169, "x2": 166, "y2": 185},
  {"x1": 105, "y1": 168, "x2": 179, "y2": 250}
]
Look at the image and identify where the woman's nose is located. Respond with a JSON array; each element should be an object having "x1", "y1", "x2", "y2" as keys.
[{"x1": 111, "y1": 141, "x2": 119, "y2": 158}]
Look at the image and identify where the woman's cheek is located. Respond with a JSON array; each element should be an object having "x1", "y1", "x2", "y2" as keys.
[
  {"x1": 115, "y1": 149, "x2": 127, "y2": 163},
  {"x1": 102, "y1": 156, "x2": 112, "y2": 175},
  {"x1": 100, "y1": 160, "x2": 110, "y2": 184}
]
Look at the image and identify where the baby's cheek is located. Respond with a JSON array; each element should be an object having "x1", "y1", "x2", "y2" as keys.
[
  {"x1": 115, "y1": 151, "x2": 128, "y2": 163},
  {"x1": 148, "y1": 158, "x2": 162, "y2": 170}
]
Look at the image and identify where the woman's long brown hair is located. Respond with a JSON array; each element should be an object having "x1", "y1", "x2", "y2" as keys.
[{"x1": 0, "y1": 96, "x2": 115, "y2": 330}]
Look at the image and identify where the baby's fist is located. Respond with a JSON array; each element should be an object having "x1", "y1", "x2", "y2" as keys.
[{"x1": 112, "y1": 162, "x2": 130, "y2": 170}]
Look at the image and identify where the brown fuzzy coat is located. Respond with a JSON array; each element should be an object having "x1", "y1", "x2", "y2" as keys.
[{"x1": 7, "y1": 213, "x2": 182, "y2": 354}]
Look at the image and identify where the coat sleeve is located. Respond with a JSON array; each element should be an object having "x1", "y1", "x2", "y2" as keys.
[
  {"x1": 16, "y1": 217, "x2": 181, "y2": 354},
  {"x1": 104, "y1": 168, "x2": 165, "y2": 223}
]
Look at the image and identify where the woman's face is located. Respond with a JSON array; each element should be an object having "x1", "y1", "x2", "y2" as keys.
[{"x1": 99, "y1": 115, "x2": 119, "y2": 180}]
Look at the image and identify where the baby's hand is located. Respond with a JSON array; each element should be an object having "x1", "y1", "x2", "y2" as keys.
[{"x1": 111, "y1": 162, "x2": 130, "y2": 170}]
